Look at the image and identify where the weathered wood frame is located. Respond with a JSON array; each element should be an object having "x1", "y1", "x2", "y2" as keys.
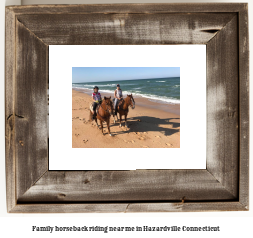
[{"x1": 5, "y1": 3, "x2": 249, "y2": 213}]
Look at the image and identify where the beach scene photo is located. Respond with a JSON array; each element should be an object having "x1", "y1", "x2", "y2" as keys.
[{"x1": 72, "y1": 67, "x2": 180, "y2": 148}]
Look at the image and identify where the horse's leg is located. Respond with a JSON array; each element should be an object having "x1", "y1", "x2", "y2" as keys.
[
  {"x1": 119, "y1": 113, "x2": 122, "y2": 127},
  {"x1": 125, "y1": 113, "x2": 128, "y2": 128},
  {"x1": 107, "y1": 119, "x2": 112, "y2": 136},
  {"x1": 116, "y1": 106, "x2": 119, "y2": 121},
  {"x1": 89, "y1": 110, "x2": 92, "y2": 121},
  {"x1": 113, "y1": 113, "x2": 116, "y2": 124},
  {"x1": 100, "y1": 120, "x2": 104, "y2": 135},
  {"x1": 94, "y1": 116, "x2": 99, "y2": 128},
  {"x1": 94, "y1": 106, "x2": 99, "y2": 128}
]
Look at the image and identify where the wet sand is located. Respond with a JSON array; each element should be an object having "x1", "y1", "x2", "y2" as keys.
[{"x1": 72, "y1": 89, "x2": 180, "y2": 148}]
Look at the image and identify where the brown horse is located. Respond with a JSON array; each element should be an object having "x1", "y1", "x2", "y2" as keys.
[
  {"x1": 90, "y1": 97, "x2": 113, "y2": 136},
  {"x1": 114, "y1": 94, "x2": 135, "y2": 128}
]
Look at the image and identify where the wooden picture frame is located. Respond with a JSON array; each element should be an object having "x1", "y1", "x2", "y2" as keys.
[{"x1": 5, "y1": 3, "x2": 249, "y2": 213}]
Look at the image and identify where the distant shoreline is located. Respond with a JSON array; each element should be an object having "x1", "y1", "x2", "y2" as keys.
[{"x1": 72, "y1": 87, "x2": 180, "y2": 116}]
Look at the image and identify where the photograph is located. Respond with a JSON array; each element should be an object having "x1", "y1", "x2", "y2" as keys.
[{"x1": 72, "y1": 67, "x2": 180, "y2": 148}]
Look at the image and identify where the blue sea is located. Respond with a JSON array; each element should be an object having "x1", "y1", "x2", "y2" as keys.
[{"x1": 72, "y1": 77, "x2": 180, "y2": 104}]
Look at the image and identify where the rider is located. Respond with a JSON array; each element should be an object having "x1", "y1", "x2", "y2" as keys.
[
  {"x1": 114, "y1": 84, "x2": 123, "y2": 115},
  {"x1": 92, "y1": 86, "x2": 102, "y2": 119}
]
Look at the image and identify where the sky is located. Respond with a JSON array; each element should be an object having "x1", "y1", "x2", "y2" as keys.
[{"x1": 72, "y1": 67, "x2": 180, "y2": 83}]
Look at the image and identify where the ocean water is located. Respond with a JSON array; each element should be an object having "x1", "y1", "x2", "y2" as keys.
[{"x1": 72, "y1": 77, "x2": 180, "y2": 104}]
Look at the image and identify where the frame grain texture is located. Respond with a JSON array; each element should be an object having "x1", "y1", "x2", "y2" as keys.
[{"x1": 5, "y1": 3, "x2": 249, "y2": 213}]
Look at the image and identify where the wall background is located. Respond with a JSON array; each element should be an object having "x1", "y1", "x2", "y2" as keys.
[{"x1": 1, "y1": 0, "x2": 252, "y2": 221}]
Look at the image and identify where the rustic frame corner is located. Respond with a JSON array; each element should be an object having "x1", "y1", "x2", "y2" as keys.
[{"x1": 5, "y1": 3, "x2": 249, "y2": 213}]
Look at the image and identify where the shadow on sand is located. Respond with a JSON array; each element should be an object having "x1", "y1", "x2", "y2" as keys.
[{"x1": 110, "y1": 116, "x2": 180, "y2": 136}]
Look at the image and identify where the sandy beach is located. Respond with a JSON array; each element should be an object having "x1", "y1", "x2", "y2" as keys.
[{"x1": 72, "y1": 89, "x2": 180, "y2": 148}]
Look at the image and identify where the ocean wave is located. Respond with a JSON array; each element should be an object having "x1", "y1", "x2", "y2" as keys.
[
  {"x1": 73, "y1": 86, "x2": 180, "y2": 104},
  {"x1": 76, "y1": 85, "x2": 94, "y2": 88},
  {"x1": 76, "y1": 83, "x2": 138, "y2": 88},
  {"x1": 140, "y1": 94, "x2": 180, "y2": 104},
  {"x1": 113, "y1": 90, "x2": 180, "y2": 104},
  {"x1": 72, "y1": 87, "x2": 91, "y2": 90},
  {"x1": 97, "y1": 84, "x2": 116, "y2": 87},
  {"x1": 117, "y1": 83, "x2": 135, "y2": 86},
  {"x1": 98, "y1": 89, "x2": 115, "y2": 94},
  {"x1": 73, "y1": 84, "x2": 116, "y2": 88},
  {"x1": 156, "y1": 81, "x2": 166, "y2": 82}
]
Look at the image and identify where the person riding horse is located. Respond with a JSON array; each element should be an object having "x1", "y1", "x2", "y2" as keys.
[
  {"x1": 92, "y1": 86, "x2": 102, "y2": 119},
  {"x1": 114, "y1": 84, "x2": 123, "y2": 115}
]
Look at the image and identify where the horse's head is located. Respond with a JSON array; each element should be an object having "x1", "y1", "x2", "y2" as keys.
[
  {"x1": 127, "y1": 94, "x2": 135, "y2": 109},
  {"x1": 104, "y1": 96, "x2": 113, "y2": 115}
]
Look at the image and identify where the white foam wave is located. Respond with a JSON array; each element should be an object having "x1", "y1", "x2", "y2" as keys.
[
  {"x1": 156, "y1": 81, "x2": 166, "y2": 82},
  {"x1": 96, "y1": 84, "x2": 116, "y2": 87},
  {"x1": 73, "y1": 87, "x2": 180, "y2": 104},
  {"x1": 116, "y1": 90, "x2": 180, "y2": 104},
  {"x1": 98, "y1": 89, "x2": 115, "y2": 94},
  {"x1": 140, "y1": 94, "x2": 180, "y2": 104},
  {"x1": 76, "y1": 85, "x2": 94, "y2": 88},
  {"x1": 72, "y1": 87, "x2": 91, "y2": 90}
]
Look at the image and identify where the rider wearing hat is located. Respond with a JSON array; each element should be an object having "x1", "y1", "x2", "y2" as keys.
[
  {"x1": 92, "y1": 86, "x2": 102, "y2": 119},
  {"x1": 114, "y1": 84, "x2": 123, "y2": 115}
]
